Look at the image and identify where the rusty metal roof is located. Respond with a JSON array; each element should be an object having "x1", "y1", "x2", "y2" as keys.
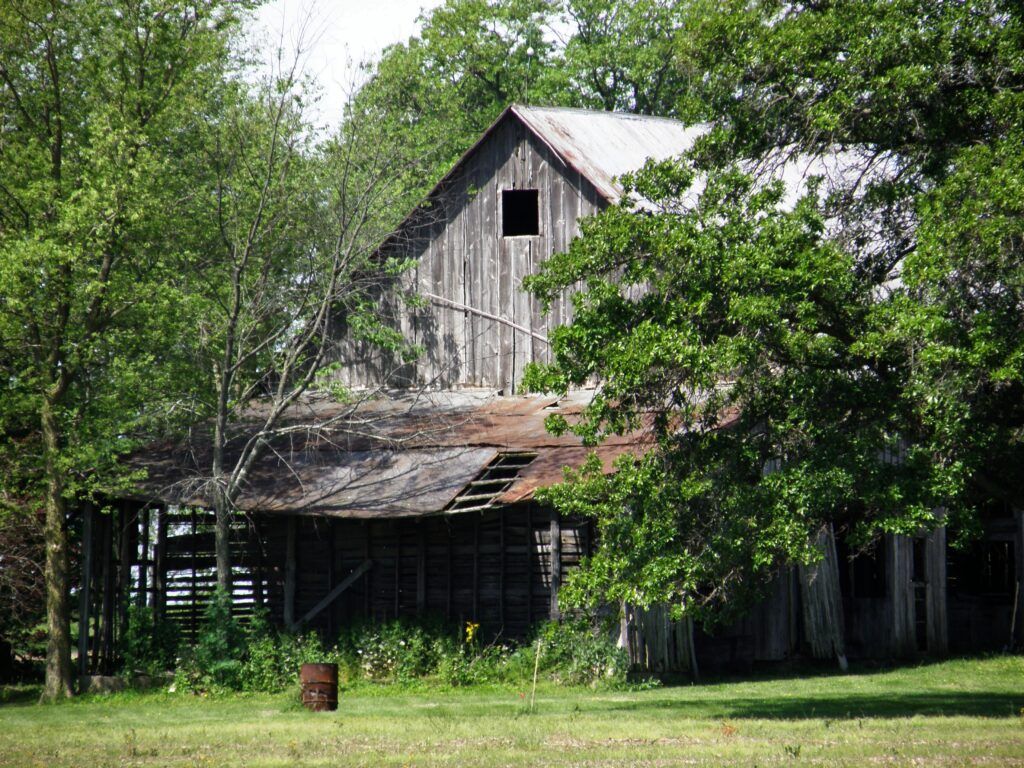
[
  {"x1": 512, "y1": 106, "x2": 707, "y2": 203},
  {"x1": 130, "y1": 389, "x2": 651, "y2": 519}
]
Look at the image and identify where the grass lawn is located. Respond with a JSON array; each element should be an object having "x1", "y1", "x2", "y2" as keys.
[{"x1": 1, "y1": 656, "x2": 1022, "y2": 767}]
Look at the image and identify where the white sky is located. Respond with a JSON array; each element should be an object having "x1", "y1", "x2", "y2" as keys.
[{"x1": 250, "y1": 0, "x2": 444, "y2": 129}]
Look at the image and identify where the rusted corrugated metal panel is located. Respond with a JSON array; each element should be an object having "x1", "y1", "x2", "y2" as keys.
[{"x1": 129, "y1": 390, "x2": 650, "y2": 518}]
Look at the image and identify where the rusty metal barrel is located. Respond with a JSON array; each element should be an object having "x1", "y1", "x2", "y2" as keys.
[{"x1": 300, "y1": 663, "x2": 338, "y2": 712}]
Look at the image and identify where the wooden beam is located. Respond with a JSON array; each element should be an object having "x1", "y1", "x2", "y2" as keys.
[
  {"x1": 77, "y1": 501, "x2": 93, "y2": 683},
  {"x1": 283, "y1": 517, "x2": 297, "y2": 629},
  {"x1": 293, "y1": 560, "x2": 372, "y2": 630},
  {"x1": 549, "y1": 508, "x2": 561, "y2": 620}
]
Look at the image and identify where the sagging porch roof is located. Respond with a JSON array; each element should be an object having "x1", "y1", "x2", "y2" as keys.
[{"x1": 128, "y1": 389, "x2": 651, "y2": 519}]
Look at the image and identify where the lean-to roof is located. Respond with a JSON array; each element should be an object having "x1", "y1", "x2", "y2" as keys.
[{"x1": 129, "y1": 389, "x2": 651, "y2": 519}]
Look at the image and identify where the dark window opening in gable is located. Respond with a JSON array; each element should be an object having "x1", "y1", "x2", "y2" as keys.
[{"x1": 502, "y1": 189, "x2": 539, "y2": 237}]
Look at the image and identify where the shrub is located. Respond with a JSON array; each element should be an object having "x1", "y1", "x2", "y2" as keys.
[
  {"x1": 241, "y1": 617, "x2": 333, "y2": 693},
  {"x1": 338, "y1": 618, "x2": 445, "y2": 683},
  {"x1": 536, "y1": 618, "x2": 628, "y2": 687},
  {"x1": 175, "y1": 588, "x2": 245, "y2": 692},
  {"x1": 121, "y1": 603, "x2": 178, "y2": 676}
]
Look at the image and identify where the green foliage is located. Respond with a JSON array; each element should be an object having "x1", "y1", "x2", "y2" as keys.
[
  {"x1": 175, "y1": 589, "x2": 246, "y2": 693},
  {"x1": 120, "y1": 604, "x2": 178, "y2": 677},
  {"x1": 525, "y1": 0, "x2": 1024, "y2": 623},
  {"x1": 536, "y1": 618, "x2": 628, "y2": 687}
]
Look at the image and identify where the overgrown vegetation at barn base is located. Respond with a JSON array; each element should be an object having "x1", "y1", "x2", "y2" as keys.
[{"x1": 164, "y1": 594, "x2": 626, "y2": 694}]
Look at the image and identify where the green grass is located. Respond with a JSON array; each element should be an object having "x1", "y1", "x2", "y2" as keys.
[{"x1": 1, "y1": 656, "x2": 1022, "y2": 766}]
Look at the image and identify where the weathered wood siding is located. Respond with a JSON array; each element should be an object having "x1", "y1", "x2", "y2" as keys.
[
  {"x1": 130, "y1": 503, "x2": 592, "y2": 646},
  {"x1": 333, "y1": 117, "x2": 606, "y2": 393}
]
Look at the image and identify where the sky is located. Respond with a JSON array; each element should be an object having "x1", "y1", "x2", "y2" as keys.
[{"x1": 250, "y1": 0, "x2": 444, "y2": 128}]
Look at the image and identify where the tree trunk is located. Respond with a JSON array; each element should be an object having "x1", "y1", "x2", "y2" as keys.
[
  {"x1": 40, "y1": 397, "x2": 73, "y2": 701},
  {"x1": 214, "y1": 492, "x2": 231, "y2": 593}
]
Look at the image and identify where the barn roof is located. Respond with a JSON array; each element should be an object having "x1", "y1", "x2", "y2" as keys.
[
  {"x1": 511, "y1": 106, "x2": 707, "y2": 203},
  {"x1": 128, "y1": 389, "x2": 652, "y2": 519},
  {"x1": 418, "y1": 105, "x2": 706, "y2": 211}
]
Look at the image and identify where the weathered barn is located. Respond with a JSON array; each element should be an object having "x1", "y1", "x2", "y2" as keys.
[{"x1": 76, "y1": 105, "x2": 1023, "y2": 677}]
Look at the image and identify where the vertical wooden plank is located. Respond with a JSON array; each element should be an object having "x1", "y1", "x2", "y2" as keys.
[
  {"x1": 925, "y1": 525, "x2": 948, "y2": 654},
  {"x1": 284, "y1": 516, "x2": 297, "y2": 629},
  {"x1": 798, "y1": 524, "x2": 848, "y2": 670},
  {"x1": 887, "y1": 533, "x2": 916, "y2": 657},
  {"x1": 416, "y1": 523, "x2": 426, "y2": 616},
  {"x1": 394, "y1": 525, "x2": 401, "y2": 618},
  {"x1": 525, "y1": 505, "x2": 533, "y2": 624},
  {"x1": 549, "y1": 508, "x2": 561, "y2": 620},
  {"x1": 499, "y1": 509, "x2": 505, "y2": 629},
  {"x1": 327, "y1": 519, "x2": 336, "y2": 638},
  {"x1": 77, "y1": 501, "x2": 93, "y2": 682},
  {"x1": 472, "y1": 515, "x2": 480, "y2": 622},
  {"x1": 363, "y1": 522, "x2": 371, "y2": 619},
  {"x1": 446, "y1": 523, "x2": 453, "y2": 621},
  {"x1": 1014, "y1": 509, "x2": 1024, "y2": 651}
]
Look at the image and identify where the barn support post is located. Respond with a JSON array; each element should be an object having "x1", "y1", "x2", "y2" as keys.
[
  {"x1": 284, "y1": 516, "x2": 297, "y2": 629},
  {"x1": 798, "y1": 523, "x2": 848, "y2": 671},
  {"x1": 117, "y1": 502, "x2": 134, "y2": 651},
  {"x1": 137, "y1": 506, "x2": 150, "y2": 609},
  {"x1": 99, "y1": 510, "x2": 115, "y2": 673},
  {"x1": 549, "y1": 508, "x2": 561, "y2": 620},
  {"x1": 153, "y1": 508, "x2": 167, "y2": 624},
  {"x1": 77, "y1": 501, "x2": 93, "y2": 684}
]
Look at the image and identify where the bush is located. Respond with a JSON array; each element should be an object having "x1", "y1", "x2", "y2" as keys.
[
  {"x1": 169, "y1": 597, "x2": 628, "y2": 693},
  {"x1": 536, "y1": 618, "x2": 628, "y2": 687},
  {"x1": 175, "y1": 588, "x2": 245, "y2": 692},
  {"x1": 241, "y1": 615, "x2": 334, "y2": 693},
  {"x1": 121, "y1": 603, "x2": 178, "y2": 676},
  {"x1": 338, "y1": 618, "x2": 446, "y2": 683}
]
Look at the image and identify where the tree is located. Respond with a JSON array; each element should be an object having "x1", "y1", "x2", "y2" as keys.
[
  {"x1": 555, "y1": 0, "x2": 689, "y2": 114},
  {"x1": 0, "y1": 0, "x2": 253, "y2": 700},
  {"x1": 524, "y1": 0, "x2": 1024, "y2": 621},
  {"x1": 175, "y1": 46, "x2": 425, "y2": 590}
]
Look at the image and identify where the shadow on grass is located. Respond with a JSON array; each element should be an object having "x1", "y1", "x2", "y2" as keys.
[
  {"x1": 602, "y1": 692, "x2": 1023, "y2": 720},
  {"x1": 0, "y1": 685, "x2": 41, "y2": 706}
]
